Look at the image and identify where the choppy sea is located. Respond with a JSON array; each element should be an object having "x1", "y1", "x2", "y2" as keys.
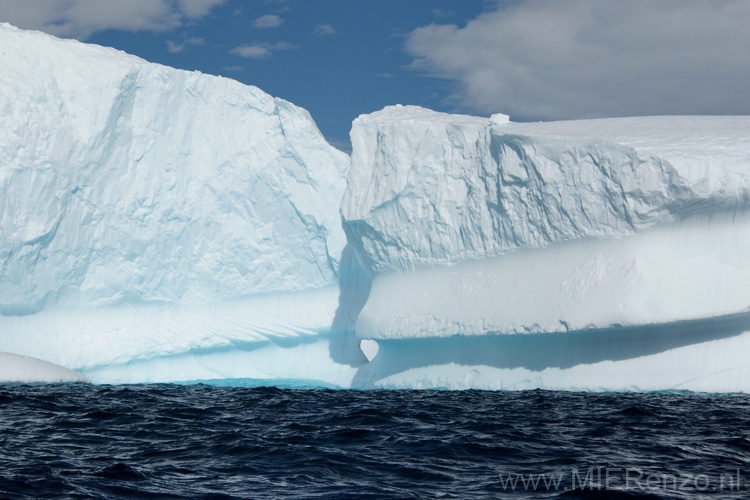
[{"x1": 0, "y1": 384, "x2": 748, "y2": 499}]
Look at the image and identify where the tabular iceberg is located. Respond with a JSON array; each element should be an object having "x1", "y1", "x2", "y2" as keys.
[{"x1": 2, "y1": 24, "x2": 749, "y2": 391}]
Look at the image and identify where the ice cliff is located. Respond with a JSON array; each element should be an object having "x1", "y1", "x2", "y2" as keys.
[
  {"x1": 342, "y1": 106, "x2": 750, "y2": 340},
  {"x1": 0, "y1": 22, "x2": 348, "y2": 313},
  {"x1": 2, "y1": 24, "x2": 750, "y2": 391},
  {"x1": 342, "y1": 106, "x2": 750, "y2": 273},
  {"x1": 341, "y1": 106, "x2": 750, "y2": 392},
  {"x1": 0, "y1": 23, "x2": 358, "y2": 385}
]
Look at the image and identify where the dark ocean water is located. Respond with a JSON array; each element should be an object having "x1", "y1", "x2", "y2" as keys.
[{"x1": 0, "y1": 385, "x2": 748, "y2": 500}]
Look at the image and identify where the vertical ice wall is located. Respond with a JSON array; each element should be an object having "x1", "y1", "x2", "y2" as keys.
[
  {"x1": 340, "y1": 106, "x2": 750, "y2": 391},
  {"x1": 342, "y1": 106, "x2": 750, "y2": 274},
  {"x1": 0, "y1": 23, "x2": 362, "y2": 384},
  {"x1": 0, "y1": 22, "x2": 349, "y2": 314}
]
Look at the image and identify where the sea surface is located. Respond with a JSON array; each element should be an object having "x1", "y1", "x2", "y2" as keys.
[{"x1": 0, "y1": 385, "x2": 748, "y2": 499}]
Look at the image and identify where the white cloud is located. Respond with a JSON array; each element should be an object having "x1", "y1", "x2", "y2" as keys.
[
  {"x1": 0, "y1": 0, "x2": 225, "y2": 39},
  {"x1": 166, "y1": 36, "x2": 204, "y2": 53},
  {"x1": 177, "y1": 0, "x2": 224, "y2": 18},
  {"x1": 405, "y1": 0, "x2": 750, "y2": 120},
  {"x1": 252, "y1": 14, "x2": 283, "y2": 29},
  {"x1": 271, "y1": 41, "x2": 296, "y2": 51},
  {"x1": 431, "y1": 9, "x2": 453, "y2": 19},
  {"x1": 312, "y1": 24, "x2": 336, "y2": 36},
  {"x1": 231, "y1": 45, "x2": 271, "y2": 59},
  {"x1": 230, "y1": 41, "x2": 296, "y2": 60}
]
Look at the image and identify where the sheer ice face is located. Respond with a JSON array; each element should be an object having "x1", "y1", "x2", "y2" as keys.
[
  {"x1": 342, "y1": 106, "x2": 750, "y2": 274},
  {"x1": 0, "y1": 23, "x2": 359, "y2": 385},
  {"x1": 0, "y1": 23, "x2": 348, "y2": 314},
  {"x1": 342, "y1": 106, "x2": 750, "y2": 391}
]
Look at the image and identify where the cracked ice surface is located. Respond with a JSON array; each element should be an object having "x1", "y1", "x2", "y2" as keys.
[{"x1": 342, "y1": 106, "x2": 750, "y2": 274}]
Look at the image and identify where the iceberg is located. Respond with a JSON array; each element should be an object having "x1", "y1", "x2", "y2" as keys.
[
  {"x1": 342, "y1": 106, "x2": 750, "y2": 391},
  {"x1": 0, "y1": 23, "x2": 360, "y2": 385},
  {"x1": 0, "y1": 23, "x2": 347, "y2": 312},
  {"x1": 2, "y1": 25, "x2": 750, "y2": 392},
  {"x1": 342, "y1": 106, "x2": 750, "y2": 273},
  {"x1": 343, "y1": 106, "x2": 750, "y2": 338}
]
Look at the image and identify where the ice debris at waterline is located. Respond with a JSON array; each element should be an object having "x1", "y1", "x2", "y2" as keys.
[
  {"x1": 0, "y1": 353, "x2": 88, "y2": 384},
  {"x1": 1, "y1": 24, "x2": 750, "y2": 391}
]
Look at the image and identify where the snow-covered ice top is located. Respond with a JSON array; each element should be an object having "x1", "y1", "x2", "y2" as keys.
[
  {"x1": 342, "y1": 105, "x2": 750, "y2": 273},
  {"x1": 0, "y1": 23, "x2": 349, "y2": 313},
  {"x1": 501, "y1": 116, "x2": 750, "y2": 192},
  {"x1": 489, "y1": 113, "x2": 510, "y2": 126}
]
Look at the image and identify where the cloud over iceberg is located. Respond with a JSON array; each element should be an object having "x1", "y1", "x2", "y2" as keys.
[{"x1": 405, "y1": 0, "x2": 750, "y2": 120}]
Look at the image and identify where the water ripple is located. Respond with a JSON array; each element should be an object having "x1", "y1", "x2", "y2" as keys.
[{"x1": 0, "y1": 385, "x2": 748, "y2": 499}]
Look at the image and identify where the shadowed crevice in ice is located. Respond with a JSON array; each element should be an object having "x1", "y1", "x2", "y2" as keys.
[
  {"x1": 328, "y1": 243, "x2": 373, "y2": 367},
  {"x1": 351, "y1": 311, "x2": 750, "y2": 387},
  {"x1": 331, "y1": 245, "x2": 372, "y2": 328}
]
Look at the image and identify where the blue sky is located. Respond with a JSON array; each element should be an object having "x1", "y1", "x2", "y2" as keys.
[
  {"x1": 1, "y1": 0, "x2": 749, "y2": 151},
  {"x1": 83, "y1": 1, "x2": 491, "y2": 151}
]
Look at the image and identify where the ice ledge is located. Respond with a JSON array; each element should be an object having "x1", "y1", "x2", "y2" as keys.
[
  {"x1": 356, "y1": 210, "x2": 750, "y2": 340},
  {"x1": 351, "y1": 318, "x2": 750, "y2": 392}
]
